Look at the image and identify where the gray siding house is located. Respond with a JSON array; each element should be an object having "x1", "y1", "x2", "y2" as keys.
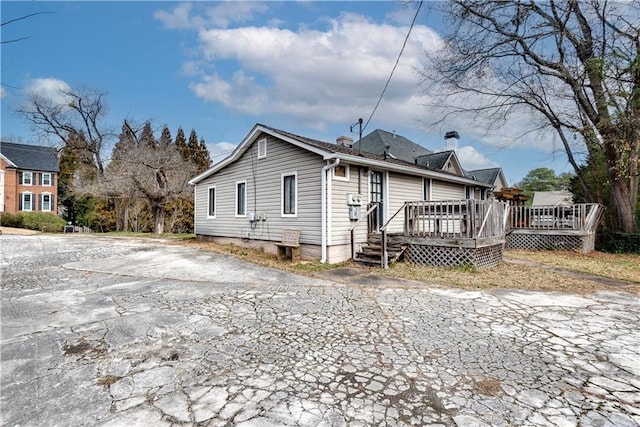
[{"x1": 190, "y1": 124, "x2": 494, "y2": 263}]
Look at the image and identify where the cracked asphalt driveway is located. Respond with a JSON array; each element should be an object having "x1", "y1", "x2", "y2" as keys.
[{"x1": 1, "y1": 234, "x2": 639, "y2": 426}]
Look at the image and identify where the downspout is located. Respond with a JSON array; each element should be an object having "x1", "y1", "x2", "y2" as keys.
[
  {"x1": 321, "y1": 158, "x2": 340, "y2": 263},
  {"x1": 192, "y1": 184, "x2": 197, "y2": 235}
]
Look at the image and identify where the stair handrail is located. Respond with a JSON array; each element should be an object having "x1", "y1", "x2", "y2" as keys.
[
  {"x1": 379, "y1": 202, "x2": 408, "y2": 233},
  {"x1": 350, "y1": 203, "x2": 379, "y2": 260},
  {"x1": 379, "y1": 202, "x2": 409, "y2": 269}
]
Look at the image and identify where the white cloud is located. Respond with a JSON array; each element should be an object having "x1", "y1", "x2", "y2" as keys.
[
  {"x1": 154, "y1": 2, "x2": 268, "y2": 30},
  {"x1": 25, "y1": 77, "x2": 73, "y2": 105},
  {"x1": 456, "y1": 146, "x2": 498, "y2": 171},
  {"x1": 207, "y1": 141, "x2": 238, "y2": 163},
  {"x1": 154, "y1": 3, "x2": 195, "y2": 30},
  {"x1": 0, "y1": 87, "x2": 6, "y2": 99},
  {"x1": 178, "y1": 11, "x2": 443, "y2": 131},
  {"x1": 204, "y1": 2, "x2": 268, "y2": 28}
]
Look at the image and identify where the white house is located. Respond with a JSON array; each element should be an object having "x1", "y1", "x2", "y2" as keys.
[{"x1": 189, "y1": 124, "x2": 495, "y2": 263}]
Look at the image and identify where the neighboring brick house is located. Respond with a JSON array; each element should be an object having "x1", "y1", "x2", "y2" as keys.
[{"x1": 0, "y1": 142, "x2": 60, "y2": 215}]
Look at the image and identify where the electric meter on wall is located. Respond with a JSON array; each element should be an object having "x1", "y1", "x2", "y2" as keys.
[{"x1": 347, "y1": 193, "x2": 363, "y2": 206}]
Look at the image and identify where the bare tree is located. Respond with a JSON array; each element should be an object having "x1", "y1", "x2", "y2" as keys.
[
  {"x1": 106, "y1": 122, "x2": 197, "y2": 234},
  {"x1": 423, "y1": 0, "x2": 639, "y2": 232},
  {"x1": 18, "y1": 87, "x2": 111, "y2": 177}
]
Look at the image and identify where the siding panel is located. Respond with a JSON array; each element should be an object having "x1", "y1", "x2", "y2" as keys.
[
  {"x1": 432, "y1": 181, "x2": 466, "y2": 201},
  {"x1": 195, "y1": 134, "x2": 325, "y2": 245},
  {"x1": 385, "y1": 172, "x2": 423, "y2": 233}
]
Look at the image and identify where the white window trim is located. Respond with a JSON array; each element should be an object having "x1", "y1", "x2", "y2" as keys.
[
  {"x1": 22, "y1": 171, "x2": 33, "y2": 186},
  {"x1": 332, "y1": 164, "x2": 350, "y2": 182},
  {"x1": 41, "y1": 192, "x2": 53, "y2": 212},
  {"x1": 21, "y1": 192, "x2": 33, "y2": 211},
  {"x1": 423, "y1": 178, "x2": 432, "y2": 201},
  {"x1": 257, "y1": 138, "x2": 267, "y2": 159},
  {"x1": 42, "y1": 173, "x2": 52, "y2": 186},
  {"x1": 281, "y1": 172, "x2": 297, "y2": 217},
  {"x1": 207, "y1": 185, "x2": 216, "y2": 218},
  {"x1": 235, "y1": 180, "x2": 247, "y2": 217}
]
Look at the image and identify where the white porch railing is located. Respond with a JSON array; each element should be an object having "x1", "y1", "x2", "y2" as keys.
[
  {"x1": 404, "y1": 200, "x2": 508, "y2": 239},
  {"x1": 509, "y1": 203, "x2": 602, "y2": 233}
]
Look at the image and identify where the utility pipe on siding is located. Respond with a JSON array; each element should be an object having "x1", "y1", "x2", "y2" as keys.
[{"x1": 321, "y1": 158, "x2": 340, "y2": 263}]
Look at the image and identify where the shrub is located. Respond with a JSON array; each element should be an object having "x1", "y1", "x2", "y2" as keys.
[
  {"x1": 596, "y1": 231, "x2": 640, "y2": 254},
  {"x1": 0, "y1": 212, "x2": 24, "y2": 228},
  {"x1": 21, "y1": 212, "x2": 68, "y2": 233}
]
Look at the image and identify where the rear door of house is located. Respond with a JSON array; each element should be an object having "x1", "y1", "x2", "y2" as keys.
[{"x1": 370, "y1": 171, "x2": 384, "y2": 230}]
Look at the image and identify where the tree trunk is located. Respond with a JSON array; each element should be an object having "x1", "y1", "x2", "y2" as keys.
[
  {"x1": 610, "y1": 179, "x2": 636, "y2": 233},
  {"x1": 153, "y1": 204, "x2": 165, "y2": 234},
  {"x1": 113, "y1": 198, "x2": 129, "y2": 232}
]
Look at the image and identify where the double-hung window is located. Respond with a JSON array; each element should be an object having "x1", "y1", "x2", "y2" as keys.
[
  {"x1": 42, "y1": 173, "x2": 52, "y2": 186},
  {"x1": 21, "y1": 171, "x2": 33, "y2": 186},
  {"x1": 236, "y1": 181, "x2": 246, "y2": 216},
  {"x1": 207, "y1": 186, "x2": 216, "y2": 218},
  {"x1": 281, "y1": 172, "x2": 297, "y2": 217},
  {"x1": 41, "y1": 193, "x2": 53, "y2": 212},
  {"x1": 21, "y1": 193, "x2": 33, "y2": 211}
]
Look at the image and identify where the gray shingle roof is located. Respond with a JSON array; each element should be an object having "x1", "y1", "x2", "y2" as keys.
[
  {"x1": 415, "y1": 151, "x2": 454, "y2": 169},
  {"x1": 261, "y1": 124, "x2": 448, "y2": 172},
  {"x1": 465, "y1": 167, "x2": 501, "y2": 185},
  {"x1": 352, "y1": 129, "x2": 432, "y2": 162},
  {"x1": 1, "y1": 142, "x2": 60, "y2": 173}
]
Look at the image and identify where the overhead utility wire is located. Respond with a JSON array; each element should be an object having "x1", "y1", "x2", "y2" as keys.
[{"x1": 362, "y1": 0, "x2": 424, "y2": 133}]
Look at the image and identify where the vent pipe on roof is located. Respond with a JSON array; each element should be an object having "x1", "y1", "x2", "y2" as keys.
[
  {"x1": 444, "y1": 131, "x2": 459, "y2": 152},
  {"x1": 336, "y1": 136, "x2": 354, "y2": 147}
]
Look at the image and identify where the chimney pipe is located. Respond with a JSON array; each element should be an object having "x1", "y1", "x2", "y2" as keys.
[
  {"x1": 444, "y1": 131, "x2": 459, "y2": 152},
  {"x1": 336, "y1": 136, "x2": 354, "y2": 147}
]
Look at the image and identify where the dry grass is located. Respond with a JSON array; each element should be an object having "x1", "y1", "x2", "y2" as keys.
[
  {"x1": 176, "y1": 239, "x2": 640, "y2": 295},
  {"x1": 384, "y1": 261, "x2": 639, "y2": 294},
  {"x1": 505, "y1": 250, "x2": 640, "y2": 284}
]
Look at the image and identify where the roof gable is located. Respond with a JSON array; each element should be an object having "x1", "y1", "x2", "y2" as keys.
[
  {"x1": 353, "y1": 129, "x2": 432, "y2": 163},
  {"x1": 465, "y1": 167, "x2": 507, "y2": 188},
  {"x1": 0, "y1": 142, "x2": 60, "y2": 173},
  {"x1": 416, "y1": 150, "x2": 465, "y2": 176},
  {"x1": 189, "y1": 124, "x2": 493, "y2": 188}
]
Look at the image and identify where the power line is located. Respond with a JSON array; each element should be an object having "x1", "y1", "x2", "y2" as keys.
[{"x1": 362, "y1": 0, "x2": 424, "y2": 133}]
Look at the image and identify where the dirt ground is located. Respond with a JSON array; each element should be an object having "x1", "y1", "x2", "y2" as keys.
[
  {"x1": 0, "y1": 226, "x2": 39, "y2": 236},
  {"x1": 181, "y1": 239, "x2": 640, "y2": 295}
]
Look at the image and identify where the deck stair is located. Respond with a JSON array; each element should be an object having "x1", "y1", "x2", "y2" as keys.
[{"x1": 354, "y1": 233, "x2": 407, "y2": 267}]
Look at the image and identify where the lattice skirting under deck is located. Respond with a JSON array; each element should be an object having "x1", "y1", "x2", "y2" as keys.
[
  {"x1": 506, "y1": 233, "x2": 594, "y2": 252},
  {"x1": 406, "y1": 244, "x2": 503, "y2": 269}
]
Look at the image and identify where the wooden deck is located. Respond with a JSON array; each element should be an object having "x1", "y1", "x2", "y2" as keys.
[
  {"x1": 506, "y1": 203, "x2": 603, "y2": 252},
  {"x1": 352, "y1": 200, "x2": 605, "y2": 268}
]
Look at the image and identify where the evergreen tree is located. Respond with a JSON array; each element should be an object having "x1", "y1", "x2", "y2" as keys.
[
  {"x1": 197, "y1": 138, "x2": 212, "y2": 173},
  {"x1": 187, "y1": 129, "x2": 199, "y2": 160},
  {"x1": 175, "y1": 127, "x2": 187, "y2": 160},
  {"x1": 58, "y1": 131, "x2": 98, "y2": 226},
  {"x1": 140, "y1": 121, "x2": 156, "y2": 148},
  {"x1": 159, "y1": 125, "x2": 172, "y2": 148},
  {"x1": 185, "y1": 130, "x2": 212, "y2": 174},
  {"x1": 108, "y1": 120, "x2": 141, "y2": 231}
]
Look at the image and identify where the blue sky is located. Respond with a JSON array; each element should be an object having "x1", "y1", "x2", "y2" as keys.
[{"x1": 1, "y1": 1, "x2": 576, "y2": 184}]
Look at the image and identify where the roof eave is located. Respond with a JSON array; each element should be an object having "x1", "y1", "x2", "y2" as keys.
[
  {"x1": 328, "y1": 153, "x2": 493, "y2": 188},
  {"x1": 189, "y1": 124, "x2": 334, "y2": 185}
]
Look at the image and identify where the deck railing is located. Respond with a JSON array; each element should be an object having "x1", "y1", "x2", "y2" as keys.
[
  {"x1": 509, "y1": 203, "x2": 602, "y2": 233},
  {"x1": 404, "y1": 199, "x2": 508, "y2": 240}
]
